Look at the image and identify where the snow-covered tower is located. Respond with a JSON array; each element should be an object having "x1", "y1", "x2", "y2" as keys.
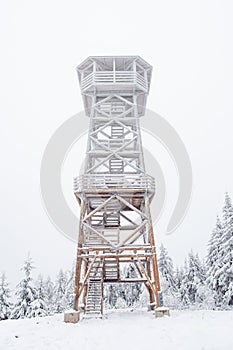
[{"x1": 71, "y1": 56, "x2": 168, "y2": 320}]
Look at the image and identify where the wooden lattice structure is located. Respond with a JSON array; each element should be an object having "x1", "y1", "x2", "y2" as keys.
[{"x1": 71, "y1": 56, "x2": 167, "y2": 320}]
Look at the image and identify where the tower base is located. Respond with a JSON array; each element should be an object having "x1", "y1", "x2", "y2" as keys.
[
  {"x1": 155, "y1": 307, "x2": 170, "y2": 318},
  {"x1": 64, "y1": 310, "x2": 80, "y2": 323}
]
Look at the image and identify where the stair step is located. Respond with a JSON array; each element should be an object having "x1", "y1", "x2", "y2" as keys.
[
  {"x1": 85, "y1": 315, "x2": 102, "y2": 318},
  {"x1": 87, "y1": 302, "x2": 101, "y2": 304},
  {"x1": 83, "y1": 314, "x2": 102, "y2": 319},
  {"x1": 84, "y1": 263, "x2": 104, "y2": 318},
  {"x1": 87, "y1": 297, "x2": 101, "y2": 300},
  {"x1": 109, "y1": 158, "x2": 124, "y2": 174},
  {"x1": 111, "y1": 125, "x2": 124, "y2": 138},
  {"x1": 86, "y1": 309, "x2": 102, "y2": 313},
  {"x1": 105, "y1": 271, "x2": 118, "y2": 273}
]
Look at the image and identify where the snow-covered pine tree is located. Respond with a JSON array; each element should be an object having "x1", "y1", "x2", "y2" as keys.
[
  {"x1": 44, "y1": 276, "x2": 55, "y2": 315},
  {"x1": 65, "y1": 265, "x2": 75, "y2": 310},
  {"x1": 0, "y1": 273, "x2": 12, "y2": 320},
  {"x1": 158, "y1": 244, "x2": 178, "y2": 307},
  {"x1": 174, "y1": 266, "x2": 184, "y2": 291},
  {"x1": 104, "y1": 264, "x2": 143, "y2": 309},
  {"x1": 28, "y1": 274, "x2": 48, "y2": 318},
  {"x1": 185, "y1": 251, "x2": 206, "y2": 306},
  {"x1": 105, "y1": 284, "x2": 119, "y2": 308},
  {"x1": 179, "y1": 258, "x2": 190, "y2": 307},
  {"x1": 218, "y1": 193, "x2": 233, "y2": 306},
  {"x1": 53, "y1": 269, "x2": 68, "y2": 313},
  {"x1": 158, "y1": 244, "x2": 176, "y2": 290},
  {"x1": 193, "y1": 254, "x2": 209, "y2": 305},
  {"x1": 11, "y1": 256, "x2": 37, "y2": 319},
  {"x1": 188, "y1": 251, "x2": 197, "y2": 304},
  {"x1": 122, "y1": 264, "x2": 142, "y2": 307},
  {"x1": 206, "y1": 216, "x2": 223, "y2": 306}
]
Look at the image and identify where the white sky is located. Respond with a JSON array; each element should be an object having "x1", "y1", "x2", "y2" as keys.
[{"x1": 1, "y1": 0, "x2": 233, "y2": 286}]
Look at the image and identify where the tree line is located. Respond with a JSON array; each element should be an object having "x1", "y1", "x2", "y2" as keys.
[
  {"x1": 159, "y1": 192, "x2": 233, "y2": 309},
  {"x1": 0, "y1": 193, "x2": 232, "y2": 320}
]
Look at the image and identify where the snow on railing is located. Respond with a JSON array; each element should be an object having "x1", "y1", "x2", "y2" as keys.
[
  {"x1": 74, "y1": 174, "x2": 155, "y2": 193},
  {"x1": 81, "y1": 71, "x2": 148, "y2": 92}
]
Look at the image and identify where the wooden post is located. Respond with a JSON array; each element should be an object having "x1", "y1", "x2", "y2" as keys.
[
  {"x1": 64, "y1": 310, "x2": 80, "y2": 323},
  {"x1": 145, "y1": 196, "x2": 162, "y2": 308},
  {"x1": 83, "y1": 260, "x2": 88, "y2": 313},
  {"x1": 146, "y1": 258, "x2": 155, "y2": 310},
  {"x1": 155, "y1": 307, "x2": 170, "y2": 318},
  {"x1": 74, "y1": 199, "x2": 86, "y2": 311}
]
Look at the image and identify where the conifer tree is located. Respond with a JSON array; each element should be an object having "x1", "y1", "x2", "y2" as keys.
[
  {"x1": 206, "y1": 216, "x2": 223, "y2": 306},
  {"x1": 44, "y1": 276, "x2": 55, "y2": 315},
  {"x1": 0, "y1": 273, "x2": 12, "y2": 320},
  {"x1": 174, "y1": 266, "x2": 184, "y2": 291},
  {"x1": 65, "y1": 266, "x2": 75, "y2": 309},
  {"x1": 185, "y1": 251, "x2": 205, "y2": 305},
  {"x1": 11, "y1": 256, "x2": 37, "y2": 319},
  {"x1": 179, "y1": 258, "x2": 190, "y2": 307},
  {"x1": 158, "y1": 244, "x2": 178, "y2": 307},
  {"x1": 123, "y1": 264, "x2": 142, "y2": 307},
  {"x1": 28, "y1": 275, "x2": 48, "y2": 317},
  {"x1": 53, "y1": 269, "x2": 68, "y2": 313},
  {"x1": 218, "y1": 193, "x2": 233, "y2": 306},
  {"x1": 158, "y1": 244, "x2": 176, "y2": 291}
]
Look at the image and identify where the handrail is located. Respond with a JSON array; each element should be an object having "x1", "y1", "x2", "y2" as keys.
[
  {"x1": 74, "y1": 174, "x2": 155, "y2": 192},
  {"x1": 81, "y1": 71, "x2": 148, "y2": 92}
]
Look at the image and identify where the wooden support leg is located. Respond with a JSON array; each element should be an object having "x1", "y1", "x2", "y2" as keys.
[
  {"x1": 133, "y1": 258, "x2": 154, "y2": 309},
  {"x1": 83, "y1": 260, "x2": 88, "y2": 313},
  {"x1": 74, "y1": 258, "x2": 82, "y2": 311},
  {"x1": 146, "y1": 259, "x2": 155, "y2": 310},
  {"x1": 144, "y1": 197, "x2": 162, "y2": 308},
  {"x1": 73, "y1": 199, "x2": 86, "y2": 312}
]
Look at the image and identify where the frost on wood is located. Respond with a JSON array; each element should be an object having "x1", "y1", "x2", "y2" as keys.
[{"x1": 71, "y1": 56, "x2": 165, "y2": 320}]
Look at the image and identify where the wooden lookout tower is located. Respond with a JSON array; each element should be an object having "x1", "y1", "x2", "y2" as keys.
[{"x1": 68, "y1": 56, "x2": 169, "y2": 321}]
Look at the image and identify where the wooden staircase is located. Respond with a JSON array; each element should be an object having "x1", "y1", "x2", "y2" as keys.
[
  {"x1": 84, "y1": 256, "x2": 120, "y2": 318},
  {"x1": 85, "y1": 278, "x2": 103, "y2": 318},
  {"x1": 104, "y1": 258, "x2": 119, "y2": 281},
  {"x1": 84, "y1": 261, "x2": 103, "y2": 318}
]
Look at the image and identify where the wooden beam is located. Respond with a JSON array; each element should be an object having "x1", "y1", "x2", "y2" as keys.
[
  {"x1": 117, "y1": 221, "x2": 147, "y2": 247},
  {"x1": 83, "y1": 222, "x2": 116, "y2": 248},
  {"x1": 77, "y1": 256, "x2": 97, "y2": 297},
  {"x1": 115, "y1": 195, "x2": 148, "y2": 219},
  {"x1": 83, "y1": 195, "x2": 114, "y2": 221},
  {"x1": 135, "y1": 256, "x2": 157, "y2": 297}
]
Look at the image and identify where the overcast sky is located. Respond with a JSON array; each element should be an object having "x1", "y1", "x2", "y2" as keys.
[{"x1": 1, "y1": 0, "x2": 233, "y2": 286}]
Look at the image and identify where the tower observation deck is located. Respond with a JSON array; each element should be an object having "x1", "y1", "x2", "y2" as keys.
[{"x1": 72, "y1": 56, "x2": 167, "y2": 320}]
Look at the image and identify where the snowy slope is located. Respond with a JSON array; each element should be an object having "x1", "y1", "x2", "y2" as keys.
[{"x1": 0, "y1": 309, "x2": 233, "y2": 350}]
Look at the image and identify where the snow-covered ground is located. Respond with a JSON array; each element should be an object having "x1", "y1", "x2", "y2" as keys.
[{"x1": 0, "y1": 309, "x2": 233, "y2": 350}]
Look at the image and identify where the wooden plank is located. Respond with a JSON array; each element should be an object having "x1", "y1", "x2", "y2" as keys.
[
  {"x1": 77, "y1": 256, "x2": 97, "y2": 298},
  {"x1": 83, "y1": 196, "x2": 114, "y2": 220},
  {"x1": 135, "y1": 255, "x2": 157, "y2": 297},
  {"x1": 117, "y1": 221, "x2": 147, "y2": 247},
  {"x1": 83, "y1": 222, "x2": 116, "y2": 248}
]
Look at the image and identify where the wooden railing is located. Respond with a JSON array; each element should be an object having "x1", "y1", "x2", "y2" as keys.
[
  {"x1": 81, "y1": 71, "x2": 148, "y2": 92},
  {"x1": 74, "y1": 174, "x2": 155, "y2": 192}
]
